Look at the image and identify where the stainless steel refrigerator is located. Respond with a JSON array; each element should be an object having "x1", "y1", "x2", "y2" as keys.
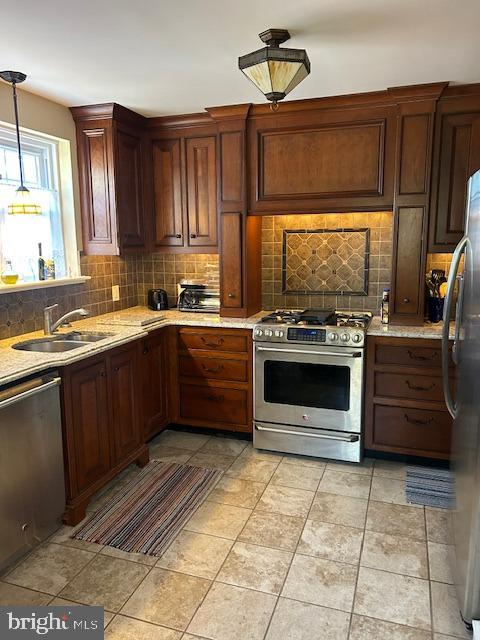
[{"x1": 442, "y1": 168, "x2": 480, "y2": 628}]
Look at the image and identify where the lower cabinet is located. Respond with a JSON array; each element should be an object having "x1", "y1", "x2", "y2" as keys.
[
  {"x1": 171, "y1": 327, "x2": 253, "y2": 433},
  {"x1": 60, "y1": 342, "x2": 148, "y2": 525},
  {"x1": 140, "y1": 328, "x2": 169, "y2": 441},
  {"x1": 364, "y1": 335, "x2": 453, "y2": 460}
]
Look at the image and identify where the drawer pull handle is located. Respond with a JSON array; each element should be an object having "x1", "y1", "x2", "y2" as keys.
[
  {"x1": 405, "y1": 380, "x2": 435, "y2": 392},
  {"x1": 407, "y1": 349, "x2": 437, "y2": 362},
  {"x1": 206, "y1": 394, "x2": 224, "y2": 403},
  {"x1": 404, "y1": 413, "x2": 433, "y2": 426},
  {"x1": 201, "y1": 337, "x2": 224, "y2": 348},
  {"x1": 202, "y1": 365, "x2": 223, "y2": 373}
]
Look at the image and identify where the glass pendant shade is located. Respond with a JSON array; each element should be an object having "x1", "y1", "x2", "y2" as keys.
[
  {"x1": 8, "y1": 185, "x2": 42, "y2": 215},
  {"x1": 239, "y1": 30, "x2": 310, "y2": 104}
]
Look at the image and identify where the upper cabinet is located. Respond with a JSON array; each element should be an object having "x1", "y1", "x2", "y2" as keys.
[
  {"x1": 247, "y1": 103, "x2": 396, "y2": 214},
  {"x1": 429, "y1": 87, "x2": 480, "y2": 252},
  {"x1": 148, "y1": 117, "x2": 218, "y2": 252},
  {"x1": 71, "y1": 104, "x2": 148, "y2": 255}
]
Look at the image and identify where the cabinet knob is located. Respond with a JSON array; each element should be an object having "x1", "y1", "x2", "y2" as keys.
[
  {"x1": 175, "y1": 234, "x2": 182, "y2": 239},
  {"x1": 143, "y1": 347, "x2": 149, "y2": 355},
  {"x1": 403, "y1": 298, "x2": 410, "y2": 303},
  {"x1": 190, "y1": 233, "x2": 197, "y2": 239},
  {"x1": 113, "y1": 366, "x2": 120, "y2": 372},
  {"x1": 100, "y1": 371, "x2": 106, "y2": 378},
  {"x1": 228, "y1": 293, "x2": 235, "y2": 299}
]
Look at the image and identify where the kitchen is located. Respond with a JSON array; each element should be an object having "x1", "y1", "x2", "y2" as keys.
[{"x1": 0, "y1": 2, "x2": 479, "y2": 639}]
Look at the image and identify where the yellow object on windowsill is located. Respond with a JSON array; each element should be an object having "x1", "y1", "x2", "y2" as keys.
[{"x1": 1, "y1": 274, "x2": 19, "y2": 285}]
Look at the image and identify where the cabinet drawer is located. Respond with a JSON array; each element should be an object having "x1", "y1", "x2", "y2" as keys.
[
  {"x1": 179, "y1": 384, "x2": 247, "y2": 426},
  {"x1": 178, "y1": 331, "x2": 248, "y2": 353},
  {"x1": 373, "y1": 404, "x2": 451, "y2": 456},
  {"x1": 375, "y1": 343, "x2": 443, "y2": 368},
  {"x1": 374, "y1": 371, "x2": 444, "y2": 403},
  {"x1": 179, "y1": 354, "x2": 247, "y2": 382}
]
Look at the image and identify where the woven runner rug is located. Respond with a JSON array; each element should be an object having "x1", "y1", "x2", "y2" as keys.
[
  {"x1": 406, "y1": 465, "x2": 455, "y2": 509},
  {"x1": 72, "y1": 461, "x2": 222, "y2": 556}
]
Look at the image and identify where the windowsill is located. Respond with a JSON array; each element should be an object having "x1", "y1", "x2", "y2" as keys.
[{"x1": 0, "y1": 276, "x2": 91, "y2": 294}]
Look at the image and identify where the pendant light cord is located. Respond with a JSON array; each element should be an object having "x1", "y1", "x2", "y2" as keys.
[{"x1": 11, "y1": 80, "x2": 25, "y2": 189}]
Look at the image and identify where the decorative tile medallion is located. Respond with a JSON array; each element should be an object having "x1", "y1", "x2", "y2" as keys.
[{"x1": 282, "y1": 228, "x2": 370, "y2": 295}]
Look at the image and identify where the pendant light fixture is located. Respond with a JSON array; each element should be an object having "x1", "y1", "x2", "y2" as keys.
[
  {"x1": 238, "y1": 29, "x2": 310, "y2": 109},
  {"x1": 0, "y1": 70, "x2": 41, "y2": 215}
]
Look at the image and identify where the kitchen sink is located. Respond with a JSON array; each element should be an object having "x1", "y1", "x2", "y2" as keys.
[{"x1": 12, "y1": 331, "x2": 114, "y2": 353}]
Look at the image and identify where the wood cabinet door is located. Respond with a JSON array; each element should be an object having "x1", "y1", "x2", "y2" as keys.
[
  {"x1": 185, "y1": 136, "x2": 217, "y2": 247},
  {"x1": 108, "y1": 344, "x2": 141, "y2": 464},
  {"x1": 140, "y1": 330, "x2": 168, "y2": 441},
  {"x1": 115, "y1": 128, "x2": 146, "y2": 250},
  {"x1": 429, "y1": 112, "x2": 480, "y2": 250},
  {"x1": 220, "y1": 213, "x2": 243, "y2": 308},
  {"x1": 68, "y1": 360, "x2": 111, "y2": 493},
  {"x1": 76, "y1": 124, "x2": 118, "y2": 255},
  {"x1": 152, "y1": 138, "x2": 185, "y2": 247}
]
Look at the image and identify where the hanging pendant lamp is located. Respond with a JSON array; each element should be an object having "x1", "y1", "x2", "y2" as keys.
[
  {"x1": 0, "y1": 70, "x2": 41, "y2": 215},
  {"x1": 238, "y1": 29, "x2": 310, "y2": 109}
]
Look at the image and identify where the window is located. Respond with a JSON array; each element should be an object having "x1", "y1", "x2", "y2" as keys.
[{"x1": 0, "y1": 123, "x2": 79, "y2": 284}]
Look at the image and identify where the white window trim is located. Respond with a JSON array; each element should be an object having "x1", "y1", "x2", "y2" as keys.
[{"x1": 0, "y1": 276, "x2": 90, "y2": 295}]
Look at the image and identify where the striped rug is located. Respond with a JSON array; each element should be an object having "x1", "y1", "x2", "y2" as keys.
[
  {"x1": 406, "y1": 465, "x2": 455, "y2": 509},
  {"x1": 72, "y1": 461, "x2": 222, "y2": 556}
]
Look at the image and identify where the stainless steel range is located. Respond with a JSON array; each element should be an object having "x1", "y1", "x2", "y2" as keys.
[{"x1": 253, "y1": 309, "x2": 372, "y2": 462}]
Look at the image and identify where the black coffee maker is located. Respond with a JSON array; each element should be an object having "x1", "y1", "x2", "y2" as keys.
[{"x1": 147, "y1": 288, "x2": 169, "y2": 311}]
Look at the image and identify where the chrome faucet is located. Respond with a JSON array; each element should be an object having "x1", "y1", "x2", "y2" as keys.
[{"x1": 43, "y1": 304, "x2": 90, "y2": 335}]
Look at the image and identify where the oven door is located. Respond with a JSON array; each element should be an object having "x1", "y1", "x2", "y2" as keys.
[{"x1": 254, "y1": 343, "x2": 364, "y2": 432}]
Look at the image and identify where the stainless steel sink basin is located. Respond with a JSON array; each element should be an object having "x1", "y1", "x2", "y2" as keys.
[{"x1": 12, "y1": 331, "x2": 114, "y2": 353}]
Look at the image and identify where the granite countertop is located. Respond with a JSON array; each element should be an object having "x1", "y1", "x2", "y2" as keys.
[{"x1": 0, "y1": 306, "x2": 455, "y2": 387}]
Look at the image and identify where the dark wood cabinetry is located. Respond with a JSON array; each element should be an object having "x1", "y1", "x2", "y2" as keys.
[
  {"x1": 429, "y1": 87, "x2": 480, "y2": 251},
  {"x1": 140, "y1": 329, "x2": 169, "y2": 441},
  {"x1": 60, "y1": 342, "x2": 148, "y2": 525},
  {"x1": 71, "y1": 104, "x2": 148, "y2": 255},
  {"x1": 185, "y1": 136, "x2": 217, "y2": 247},
  {"x1": 365, "y1": 335, "x2": 453, "y2": 460}
]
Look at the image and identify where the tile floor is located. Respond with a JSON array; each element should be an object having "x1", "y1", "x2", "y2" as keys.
[{"x1": 0, "y1": 430, "x2": 469, "y2": 640}]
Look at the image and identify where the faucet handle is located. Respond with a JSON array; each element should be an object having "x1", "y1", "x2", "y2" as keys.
[
  {"x1": 44, "y1": 304, "x2": 59, "y2": 312},
  {"x1": 79, "y1": 308, "x2": 90, "y2": 317}
]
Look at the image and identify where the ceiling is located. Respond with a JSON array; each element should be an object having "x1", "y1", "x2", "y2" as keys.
[{"x1": 1, "y1": 0, "x2": 480, "y2": 116}]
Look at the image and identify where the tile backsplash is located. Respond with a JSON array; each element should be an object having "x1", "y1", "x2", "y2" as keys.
[{"x1": 262, "y1": 212, "x2": 393, "y2": 313}]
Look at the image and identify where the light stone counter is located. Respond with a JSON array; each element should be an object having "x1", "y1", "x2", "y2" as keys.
[{"x1": 367, "y1": 316, "x2": 455, "y2": 340}]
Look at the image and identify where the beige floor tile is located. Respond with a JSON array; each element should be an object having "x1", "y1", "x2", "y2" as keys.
[
  {"x1": 428, "y1": 542, "x2": 455, "y2": 584},
  {"x1": 187, "y1": 582, "x2": 277, "y2": 640},
  {"x1": 209, "y1": 477, "x2": 266, "y2": 509},
  {"x1": 122, "y1": 568, "x2": 211, "y2": 631},
  {"x1": 238, "y1": 510, "x2": 304, "y2": 552},
  {"x1": 282, "y1": 453, "x2": 327, "y2": 470},
  {"x1": 153, "y1": 431, "x2": 210, "y2": 451},
  {"x1": 265, "y1": 597, "x2": 350, "y2": 640},
  {"x1": 156, "y1": 531, "x2": 233, "y2": 579},
  {"x1": 217, "y1": 541, "x2": 292, "y2": 594},
  {"x1": 309, "y1": 492, "x2": 368, "y2": 529},
  {"x1": 318, "y1": 470, "x2": 371, "y2": 499},
  {"x1": 50, "y1": 598, "x2": 114, "y2": 627},
  {"x1": 48, "y1": 524, "x2": 104, "y2": 553},
  {"x1": 366, "y1": 501, "x2": 426, "y2": 540},
  {"x1": 226, "y1": 457, "x2": 279, "y2": 483},
  {"x1": 0, "y1": 581, "x2": 51, "y2": 605},
  {"x1": 149, "y1": 445, "x2": 193, "y2": 464},
  {"x1": 59, "y1": 554, "x2": 149, "y2": 612},
  {"x1": 4, "y1": 543, "x2": 94, "y2": 596},
  {"x1": 187, "y1": 452, "x2": 236, "y2": 470},
  {"x1": 256, "y1": 485, "x2": 314, "y2": 518},
  {"x1": 99, "y1": 545, "x2": 158, "y2": 566},
  {"x1": 433, "y1": 635, "x2": 464, "y2": 640},
  {"x1": 431, "y1": 581, "x2": 470, "y2": 638},
  {"x1": 105, "y1": 615, "x2": 182, "y2": 639},
  {"x1": 270, "y1": 461, "x2": 323, "y2": 491},
  {"x1": 183, "y1": 501, "x2": 251, "y2": 540},
  {"x1": 350, "y1": 614, "x2": 432, "y2": 640},
  {"x1": 326, "y1": 459, "x2": 374, "y2": 476},
  {"x1": 426, "y1": 508, "x2": 454, "y2": 544},
  {"x1": 239, "y1": 444, "x2": 283, "y2": 461},
  {"x1": 361, "y1": 531, "x2": 428, "y2": 578},
  {"x1": 370, "y1": 476, "x2": 421, "y2": 507},
  {"x1": 182, "y1": 636, "x2": 209, "y2": 640},
  {"x1": 354, "y1": 566, "x2": 431, "y2": 631},
  {"x1": 298, "y1": 519, "x2": 364, "y2": 564},
  {"x1": 199, "y1": 437, "x2": 248, "y2": 457},
  {"x1": 282, "y1": 554, "x2": 357, "y2": 612},
  {"x1": 373, "y1": 459, "x2": 407, "y2": 479}
]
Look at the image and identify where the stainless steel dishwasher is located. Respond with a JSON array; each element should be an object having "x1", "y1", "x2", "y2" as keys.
[{"x1": 0, "y1": 372, "x2": 65, "y2": 572}]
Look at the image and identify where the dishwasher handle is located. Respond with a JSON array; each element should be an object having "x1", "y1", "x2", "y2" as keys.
[{"x1": 0, "y1": 376, "x2": 61, "y2": 411}]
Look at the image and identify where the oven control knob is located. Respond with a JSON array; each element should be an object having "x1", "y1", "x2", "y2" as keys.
[
  {"x1": 265, "y1": 329, "x2": 273, "y2": 337},
  {"x1": 340, "y1": 333, "x2": 350, "y2": 342},
  {"x1": 254, "y1": 329, "x2": 263, "y2": 338},
  {"x1": 328, "y1": 332, "x2": 338, "y2": 341},
  {"x1": 352, "y1": 333, "x2": 362, "y2": 343},
  {"x1": 275, "y1": 330, "x2": 284, "y2": 338}
]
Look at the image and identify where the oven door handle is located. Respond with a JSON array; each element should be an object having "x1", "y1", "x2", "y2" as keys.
[
  {"x1": 255, "y1": 346, "x2": 362, "y2": 358},
  {"x1": 255, "y1": 424, "x2": 360, "y2": 442}
]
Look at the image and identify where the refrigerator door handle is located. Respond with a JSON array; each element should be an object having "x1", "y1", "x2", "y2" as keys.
[{"x1": 442, "y1": 235, "x2": 468, "y2": 419}]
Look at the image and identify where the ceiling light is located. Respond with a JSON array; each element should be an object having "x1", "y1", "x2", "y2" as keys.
[
  {"x1": 238, "y1": 28, "x2": 310, "y2": 109},
  {"x1": 0, "y1": 70, "x2": 42, "y2": 215}
]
